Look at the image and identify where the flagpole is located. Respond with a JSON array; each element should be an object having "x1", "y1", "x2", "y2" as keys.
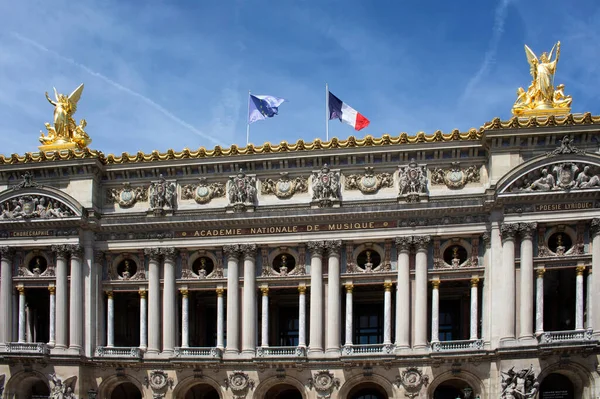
[
  {"x1": 246, "y1": 90, "x2": 251, "y2": 146},
  {"x1": 325, "y1": 83, "x2": 329, "y2": 141}
]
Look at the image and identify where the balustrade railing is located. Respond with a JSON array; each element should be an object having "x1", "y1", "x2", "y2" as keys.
[
  {"x1": 174, "y1": 347, "x2": 222, "y2": 359},
  {"x1": 537, "y1": 329, "x2": 593, "y2": 344},
  {"x1": 342, "y1": 344, "x2": 394, "y2": 356},
  {"x1": 4, "y1": 342, "x2": 49, "y2": 355},
  {"x1": 255, "y1": 346, "x2": 306, "y2": 357},
  {"x1": 94, "y1": 346, "x2": 142, "y2": 358},
  {"x1": 431, "y1": 339, "x2": 484, "y2": 352}
]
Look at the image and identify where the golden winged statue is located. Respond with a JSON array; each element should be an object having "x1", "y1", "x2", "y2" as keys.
[
  {"x1": 512, "y1": 41, "x2": 572, "y2": 116},
  {"x1": 39, "y1": 83, "x2": 92, "y2": 151}
]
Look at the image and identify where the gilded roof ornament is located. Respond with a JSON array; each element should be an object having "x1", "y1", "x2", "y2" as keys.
[
  {"x1": 512, "y1": 42, "x2": 572, "y2": 116},
  {"x1": 39, "y1": 84, "x2": 92, "y2": 151}
]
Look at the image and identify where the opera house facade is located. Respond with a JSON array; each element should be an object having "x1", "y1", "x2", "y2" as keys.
[{"x1": 0, "y1": 44, "x2": 599, "y2": 399}]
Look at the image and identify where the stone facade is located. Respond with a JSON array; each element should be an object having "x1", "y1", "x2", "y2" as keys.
[{"x1": 0, "y1": 115, "x2": 599, "y2": 398}]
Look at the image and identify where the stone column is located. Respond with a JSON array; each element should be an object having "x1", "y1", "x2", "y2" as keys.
[
  {"x1": 344, "y1": 283, "x2": 353, "y2": 346},
  {"x1": 18, "y1": 286, "x2": 26, "y2": 343},
  {"x1": 224, "y1": 245, "x2": 240, "y2": 354},
  {"x1": 325, "y1": 240, "x2": 341, "y2": 354},
  {"x1": 139, "y1": 289, "x2": 147, "y2": 350},
  {"x1": 519, "y1": 223, "x2": 536, "y2": 341},
  {"x1": 48, "y1": 286, "x2": 56, "y2": 347},
  {"x1": 216, "y1": 288, "x2": 225, "y2": 349},
  {"x1": 241, "y1": 244, "x2": 257, "y2": 355},
  {"x1": 0, "y1": 247, "x2": 14, "y2": 344},
  {"x1": 69, "y1": 245, "x2": 84, "y2": 352},
  {"x1": 576, "y1": 266, "x2": 585, "y2": 331},
  {"x1": 431, "y1": 280, "x2": 440, "y2": 343},
  {"x1": 181, "y1": 289, "x2": 189, "y2": 348},
  {"x1": 592, "y1": 219, "x2": 600, "y2": 337},
  {"x1": 298, "y1": 286, "x2": 307, "y2": 348},
  {"x1": 308, "y1": 241, "x2": 325, "y2": 354},
  {"x1": 500, "y1": 223, "x2": 518, "y2": 342},
  {"x1": 145, "y1": 248, "x2": 161, "y2": 354},
  {"x1": 162, "y1": 248, "x2": 177, "y2": 355},
  {"x1": 95, "y1": 252, "x2": 106, "y2": 347},
  {"x1": 414, "y1": 236, "x2": 430, "y2": 349},
  {"x1": 52, "y1": 245, "x2": 69, "y2": 350},
  {"x1": 395, "y1": 237, "x2": 411, "y2": 349},
  {"x1": 470, "y1": 278, "x2": 479, "y2": 340},
  {"x1": 587, "y1": 269, "x2": 593, "y2": 329},
  {"x1": 106, "y1": 291, "x2": 114, "y2": 347},
  {"x1": 82, "y1": 232, "x2": 96, "y2": 357},
  {"x1": 481, "y1": 232, "x2": 492, "y2": 344},
  {"x1": 535, "y1": 268, "x2": 545, "y2": 334},
  {"x1": 383, "y1": 282, "x2": 393, "y2": 345},
  {"x1": 261, "y1": 287, "x2": 269, "y2": 347}
]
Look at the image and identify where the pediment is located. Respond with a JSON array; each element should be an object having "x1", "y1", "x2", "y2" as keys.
[
  {"x1": 0, "y1": 186, "x2": 83, "y2": 222},
  {"x1": 498, "y1": 153, "x2": 600, "y2": 196}
]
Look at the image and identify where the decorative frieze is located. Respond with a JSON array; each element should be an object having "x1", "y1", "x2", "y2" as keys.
[
  {"x1": 181, "y1": 177, "x2": 225, "y2": 204},
  {"x1": 0, "y1": 195, "x2": 74, "y2": 220},
  {"x1": 398, "y1": 160, "x2": 428, "y2": 202},
  {"x1": 344, "y1": 166, "x2": 392, "y2": 194},
  {"x1": 261, "y1": 172, "x2": 308, "y2": 198},
  {"x1": 106, "y1": 182, "x2": 148, "y2": 208},
  {"x1": 506, "y1": 162, "x2": 600, "y2": 192},
  {"x1": 430, "y1": 162, "x2": 480, "y2": 189},
  {"x1": 311, "y1": 164, "x2": 341, "y2": 207}
]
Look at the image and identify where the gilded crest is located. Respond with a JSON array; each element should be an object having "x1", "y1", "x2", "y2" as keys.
[
  {"x1": 345, "y1": 166, "x2": 393, "y2": 194},
  {"x1": 431, "y1": 162, "x2": 480, "y2": 189},
  {"x1": 261, "y1": 172, "x2": 308, "y2": 199},
  {"x1": 181, "y1": 177, "x2": 225, "y2": 204},
  {"x1": 106, "y1": 182, "x2": 148, "y2": 208}
]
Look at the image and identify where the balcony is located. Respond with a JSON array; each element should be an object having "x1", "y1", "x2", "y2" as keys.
[
  {"x1": 173, "y1": 347, "x2": 222, "y2": 359},
  {"x1": 342, "y1": 344, "x2": 395, "y2": 356},
  {"x1": 94, "y1": 346, "x2": 142, "y2": 359},
  {"x1": 537, "y1": 329, "x2": 594, "y2": 344},
  {"x1": 431, "y1": 339, "x2": 484, "y2": 352},
  {"x1": 3, "y1": 342, "x2": 49, "y2": 355},
  {"x1": 255, "y1": 346, "x2": 306, "y2": 358}
]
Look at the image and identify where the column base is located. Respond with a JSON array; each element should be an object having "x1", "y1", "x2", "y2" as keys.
[
  {"x1": 499, "y1": 337, "x2": 518, "y2": 347},
  {"x1": 518, "y1": 335, "x2": 537, "y2": 345},
  {"x1": 307, "y1": 347, "x2": 324, "y2": 359},
  {"x1": 325, "y1": 348, "x2": 340, "y2": 357}
]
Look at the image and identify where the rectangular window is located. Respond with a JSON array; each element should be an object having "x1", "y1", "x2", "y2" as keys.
[
  {"x1": 354, "y1": 304, "x2": 383, "y2": 344},
  {"x1": 278, "y1": 307, "x2": 299, "y2": 346}
]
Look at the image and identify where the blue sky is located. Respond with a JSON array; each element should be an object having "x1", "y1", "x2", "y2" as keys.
[{"x1": 0, "y1": 0, "x2": 599, "y2": 156}]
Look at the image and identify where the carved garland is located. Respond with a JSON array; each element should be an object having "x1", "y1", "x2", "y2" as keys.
[
  {"x1": 430, "y1": 162, "x2": 480, "y2": 189},
  {"x1": 344, "y1": 166, "x2": 393, "y2": 194},
  {"x1": 106, "y1": 182, "x2": 148, "y2": 208},
  {"x1": 181, "y1": 177, "x2": 225, "y2": 204},
  {"x1": 261, "y1": 172, "x2": 308, "y2": 198}
]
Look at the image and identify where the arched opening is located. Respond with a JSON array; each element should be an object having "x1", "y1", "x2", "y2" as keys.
[
  {"x1": 110, "y1": 381, "x2": 142, "y2": 399},
  {"x1": 183, "y1": 383, "x2": 220, "y2": 399},
  {"x1": 433, "y1": 379, "x2": 474, "y2": 399},
  {"x1": 265, "y1": 383, "x2": 302, "y2": 399},
  {"x1": 348, "y1": 382, "x2": 388, "y2": 399},
  {"x1": 30, "y1": 379, "x2": 50, "y2": 398},
  {"x1": 539, "y1": 373, "x2": 574, "y2": 399}
]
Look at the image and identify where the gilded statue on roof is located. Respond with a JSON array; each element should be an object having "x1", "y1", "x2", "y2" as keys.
[
  {"x1": 512, "y1": 41, "x2": 572, "y2": 116},
  {"x1": 39, "y1": 84, "x2": 92, "y2": 151}
]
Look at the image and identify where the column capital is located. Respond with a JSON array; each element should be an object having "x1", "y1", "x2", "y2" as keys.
[
  {"x1": 180, "y1": 288, "x2": 189, "y2": 297},
  {"x1": 324, "y1": 240, "x2": 342, "y2": 257},
  {"x1": 298, "y1": 285, "x2": 307, "y2": 295},
  {"x1": 307, "y1": 241, "x2": 325, "y2": 257},
  {"x1": 345, "y1": 283, "x2": 354, "y2": 293},
  {"x1": 161, "y1": 247, "x2": 178, "y2": 262},
  {"x1": 67, "y1": 244, "x2": 84, "y2": 259},
  {"x1": 481, "y1": 232, "x2": 491, "y2": 248},
  {"x1": 0, "y1": 246, "x2": 15, "y2": 261},
  {"x1": 17, "y1": 285, "x2": 25, "y2": 294},
  {"x1": 94, "y1": 251, "x2": 105, "y2": 265},
  {"x1": 223, "y1": 244, "x2": 241, "y2": 259},
  {"x1": 431, "y1": 279, "x2": 441, "y2": 289},
  {"x1": 536, "y1": 268, "x2": 546, "y2": 278},
  {"x1": 240, "y1": 244, "x2": 257, "y2": 259},
  {"x1": 500, "y1": 223, "x2": 519, "y2": 241},
  {"x1": 395, "y1": 236, "x2": 412, "y2": 251},
  {"x1": 383, "y1": 282, "x2": 393, "y2": 292},
  {"x1": 576, "y1": 266, "x2": 586, "y2": 276},
  {"x1": 138, "y1": 289, "x2": 147, "y2": 298},
  {"x1": 48, "y1": 285, "x2": 56, "y2": 294},
  {"x1": 261, "y1": 287, "x2": 269, "y2": 296},
  {"x1": 470, "y1": 277, "x2": 480, "y2": 287},
  {"x1": 591, "y1": 218, "x2": 600, "y2": 238},
  {"x1": 144, "y1": 248, "x2": 161, "y2": 262},
  {"x1": 51, "y1": 244, "x2": 70, "y2": 259},
  {"x1": 216, "y1": 287, "x2": 225, "y2": 296},
  {"x1": 105, "y1": 290, "x2": 114, "y2": 299},
  {"x1": 414, "y1": 235, "x2": 431, "y2": 251},
  {"x1": 518, "y1": 222, "x2": 538, "y2": 239}
]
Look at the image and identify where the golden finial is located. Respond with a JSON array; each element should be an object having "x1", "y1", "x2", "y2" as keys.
[
  {"x1": 512, "y1": 41, "x2": 572, "y2": 116},
  {"x1": 39, "y1": 83, "x2": 92, "y2": 151}
]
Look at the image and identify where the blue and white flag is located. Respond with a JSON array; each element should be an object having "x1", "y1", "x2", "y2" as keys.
[{"x1": 248, "y1": 94, "x2": 286, "y2": 124}]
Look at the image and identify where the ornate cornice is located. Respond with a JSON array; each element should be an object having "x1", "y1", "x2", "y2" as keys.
[{"x1": 482, "y1": 112, "x2": 600, "y2": 131}]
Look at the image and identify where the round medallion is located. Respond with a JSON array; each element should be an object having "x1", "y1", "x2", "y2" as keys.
[
  {"x1": 277, "y1": 181, "x2": 291, "y2": 193},
  {"x1": 447, "y1": 170, "x2": 463, "y2": 182},
  {"x1": 361, "y1": 176, "x2": 376, "y2": 188},
  {"x1": 196, "y1": 186, "x2": 209, "y2": 198}
]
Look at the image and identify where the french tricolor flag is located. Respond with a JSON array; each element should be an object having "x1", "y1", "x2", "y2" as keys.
[{"x1": 328, "y1": 91, "x2": 370, "y2": 131}]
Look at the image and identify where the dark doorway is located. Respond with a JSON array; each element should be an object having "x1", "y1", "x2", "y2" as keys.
[
  {"x1": 184, "y1": 383, "x2": 220, "y2": 399},
  {"x1": 265, "y1": 384, "x2": 303, "y2": 399},
  {"x1": 25, "y1": 288, "x2": 50, "y2": 343},
  {"x1": 111, "y1": 382, "x2": 142, "y2": 399},
  {"x1": 540, "y1": 373, "x2": 574, "y2": 399},
  {"x1": 114, "y1": 292, "x2": 140, "y2": 347},
  {"x1": 433, "y1": 380, "x2": 474, "y2": 399},
  {"x1": 348, "y1": 383, "x2": 388, "y2": 399},
  {"x1": 30, "y1": 379, "x2": 50, "y2": 399}
]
